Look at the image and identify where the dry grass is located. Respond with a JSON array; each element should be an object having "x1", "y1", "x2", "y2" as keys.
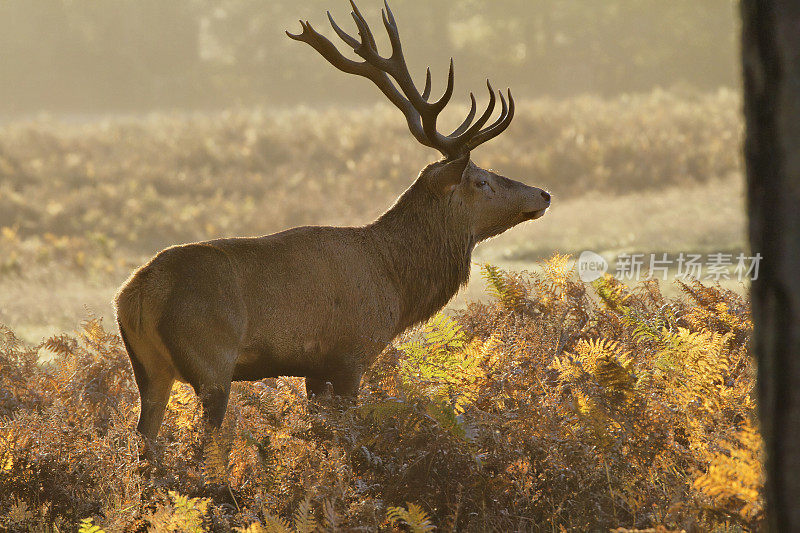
[
  {"x1": 0, "y1": 89, "x2": 740, "y2": 260},
  {"x1": 0, "y1": 90, "x2": 744, "y2": 341},
  {"x1": 0, "y1": 90, "x2": 758, "y2": 530}
]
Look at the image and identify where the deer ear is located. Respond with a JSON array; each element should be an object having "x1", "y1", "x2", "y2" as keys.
[{"x1": 430, "y1": 153, "x2": 470, "y2": 193}]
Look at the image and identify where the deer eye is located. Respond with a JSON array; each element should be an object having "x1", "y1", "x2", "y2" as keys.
[{"x1": 476, "y1": 180, "x2": 491, "y2": 191}]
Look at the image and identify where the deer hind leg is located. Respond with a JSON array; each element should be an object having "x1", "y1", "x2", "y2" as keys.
[
  {"x1": 119, "y1": 323, "x2": 175, "y2": 442},
  {"x1": 160, "y1": 342, "x2": 236, "y2": 430},
  {"x1": 196, "y1": 381, "x2": 233, "y2": 429},
  {"x1": 157, "y1": 328, "x2": 238, "y2": 483},
  {"x1": 136, "y1": 372, "x2": 175, "y2": 442},
  {"x1": 156, "y1": 307, "x2": 241, "y2": 427}
]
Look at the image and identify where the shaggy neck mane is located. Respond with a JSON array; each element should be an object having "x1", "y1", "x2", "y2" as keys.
[{"x1": 368, "y1": 177, "x2": 475, "y2": 332}]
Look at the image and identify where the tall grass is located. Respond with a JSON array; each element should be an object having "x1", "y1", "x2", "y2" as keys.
[
  {"x1": 0, "y1": 258, "x2": 761, "y2": 531},
  {"x1": 0, "y1": 90, "x2": 740, "y2": 277}
]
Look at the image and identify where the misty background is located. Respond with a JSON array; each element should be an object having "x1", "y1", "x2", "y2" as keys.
[
  {"x1": 0, "y1": 0, "x2": 744, "y2": 342},
  {"x1": 0, "y1": 0, "x2": 737, "y2": 115}
]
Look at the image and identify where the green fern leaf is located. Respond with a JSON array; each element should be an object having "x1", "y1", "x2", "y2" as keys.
[{"x1": 78, "y1": 518, "x2": 105, "y2": 533}]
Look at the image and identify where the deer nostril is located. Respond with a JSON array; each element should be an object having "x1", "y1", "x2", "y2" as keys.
[{"x1": 541, "y1": 190, "x2": 551, "y2": 203}]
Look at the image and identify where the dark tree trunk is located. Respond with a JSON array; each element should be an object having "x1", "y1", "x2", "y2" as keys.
[{"x1": 741, "y1": 1, "x2": 800, "y2": 530}]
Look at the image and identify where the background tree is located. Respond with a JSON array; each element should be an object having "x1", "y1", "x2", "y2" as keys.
[{"x1": 741, "y1": 1, "x2": 800, "y2": 529}]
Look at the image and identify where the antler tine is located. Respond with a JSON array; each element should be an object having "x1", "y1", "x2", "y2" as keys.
[
  {"x1": 449, "y1": 92, "x2": 477, "y2": 137},
  {"x1": 349, "y1": 0, "x2": 378, "y2": 53},
  {"x1": 380, "y1": 0, "x2": 432, "y2": 110},
  {"x1": 421, "y1": 68, "x2": 432, "y2": 101},
  {"x1": 429, "y1": 58, "x2": 454, "y2": 112},
  {"x1": 465, "y1": 89, "x2": 515, "y2": 151},
  {"x1": 376, "y1": 4, "x2": 452, "y2": 129},
  {"x1": 486, "y1": 89, "x2": 509, "y2": 132},
  {"x1": 381, "y1": 5, "x2": 399, "y2": 56},
  {"x1": 327, "y1": 12, "x2": 360, "y2": 49},
  {"x1": 287, "y1": 20, "x2": 367, "y2": 78},
  {"x1": 285, "y1": 19, "x2": 307, "y2": 40},
  {"x1": 383, "y1": 0, "x2": 397, "y2": 28},
  {"x1": 456, "y1": 80, "x2": 497, "y2": 141}
]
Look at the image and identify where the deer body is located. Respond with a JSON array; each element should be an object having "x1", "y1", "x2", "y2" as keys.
[
  {"x1": 116, "y1": 2, "x2": 550, "y2": 441},
  {"x1": 117, "y1": 225, "x2": 399, "y2": 436}
]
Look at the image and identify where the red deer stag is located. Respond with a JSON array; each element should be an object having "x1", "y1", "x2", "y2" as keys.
[{"x1": 115, "y1": 0, "x2": 551, "y2": 442}]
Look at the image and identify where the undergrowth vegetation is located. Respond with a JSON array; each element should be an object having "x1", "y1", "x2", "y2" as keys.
[
  {"x1": 0, "y1": 90, "x2": 740, "y2": 278},
  {"x1": 0, "y1": 256, "x2": 762, "y2": 531}
]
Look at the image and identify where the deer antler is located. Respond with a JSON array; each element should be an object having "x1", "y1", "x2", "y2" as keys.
[{"x1": 287, "y1": 0, "x2": 514, "y2": 159}]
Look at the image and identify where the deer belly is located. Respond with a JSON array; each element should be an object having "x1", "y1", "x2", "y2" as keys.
[{"x1": 231, "y1": 337, "x2": 331, "y2": 381}]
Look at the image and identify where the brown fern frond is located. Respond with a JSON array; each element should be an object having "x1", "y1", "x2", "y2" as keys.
[
  {"x1": 202, "y1": 431, "x2": 229, "y2": 485},
  {"x1": 322, "y1": 500, "x2": 338, "y2": 532},
  {"x1": 292, "y1": 496, "x2": 316, "y2": 533},
  {"x1": 387, "y1": 502, "x2": 436, "y2": 532}
]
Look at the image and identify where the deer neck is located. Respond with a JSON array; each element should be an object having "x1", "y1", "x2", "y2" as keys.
[{"x1": 368, "y1": 183, "x2": 475, "y2": 332}]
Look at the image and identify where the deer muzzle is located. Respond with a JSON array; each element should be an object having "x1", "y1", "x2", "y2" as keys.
[{"x1": 520, "y1": 186, "x2": 551, "y2": 221}]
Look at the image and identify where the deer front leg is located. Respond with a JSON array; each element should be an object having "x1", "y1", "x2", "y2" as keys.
[
  {"x1": 305, "y1": 377, "x2": 333, "y2": 399},
  {"x1": 329, "y1": 368, "x2": 363, "y2": 398}
]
